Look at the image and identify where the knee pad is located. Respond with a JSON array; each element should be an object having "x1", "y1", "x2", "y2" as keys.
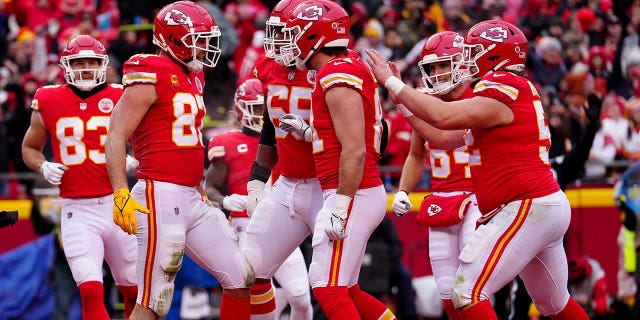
[
  {"x1": 241, "y1": 238, "x2": 263, "y2": 276},
  {"x1": 150, "y1": 283, "x2": 175, "y2": 318},
  {"x1": 281, "y1": 278, "x2": 310, "y2": 298},
  {"x1": 158, "y1": 230, "x2": 185, "y2": 281},
  {"x1": 69, "y1": 257, "x2": 101, "y2": 284},
  {"x1": 287, "y1": 291, "x2": 312, "y2": 310},
  {"x1": 435, "y1": 276, "x2": 455, "y2": 300}
]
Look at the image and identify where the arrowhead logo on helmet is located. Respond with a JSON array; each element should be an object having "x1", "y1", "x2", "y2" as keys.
[
  {"x1": 480, "y1": 27, "x2": 508, "y2": 43},
  {"x1": 297, "y1": 5, "x2": 323, "y2": 20},
  {"x1": 165, "y1": 9, "x2": 191, "y2": 26}
]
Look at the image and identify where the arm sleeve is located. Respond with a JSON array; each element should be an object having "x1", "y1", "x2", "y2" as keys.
[{"x1": 259, "y1": 108, "x2": 277, "y2": 147}]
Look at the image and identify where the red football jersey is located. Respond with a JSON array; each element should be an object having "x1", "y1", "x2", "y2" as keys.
[
  {"x1": 207, "y1": 130, "x2": 259, "y2": 218},
  {"x1": 466, "y1": 71, "x2": 559, "y2": 213},
  {"x1": 122, "y1": 54, "x2": 207, "y2": 187},
  {"x1": 311, "y1": 55, "x2": 383, "y2": 190},
  {"x1": 32, "y1": 84, "x2": 123, "y2": 198},
  {"x1": 428, "y1": 86, "x2": 475, "y2": 192},
  {"x1": 253, "y1": 55, "x2": 316, "y2": 179}
]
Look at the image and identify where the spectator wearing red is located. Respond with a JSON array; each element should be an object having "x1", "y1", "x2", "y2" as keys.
[{"x1": 568, "y1": 256, "x2": 610, "y2": 318}]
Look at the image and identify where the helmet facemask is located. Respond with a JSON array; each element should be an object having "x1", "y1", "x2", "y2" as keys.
[
  {"x1": 237, "y1": 99, "x2": 264, "y2": 133},
  {"x1": 265, "y1": 16, "x2": 296, "y2": 65},
  {"x1": 418, "y1": 53, "x2": 466, "y2": 95},
  {"x1": 60, "y1": 53, "x2": 108, "y2": 91}
]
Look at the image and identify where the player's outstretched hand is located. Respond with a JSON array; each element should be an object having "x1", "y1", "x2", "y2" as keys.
[
  {"x1": 324, "y1": 194, "x2": 352, "y2": 241},
  {"x1": 364, "y1": 49, "x2": 395, "y2": 85},
  {"x1": 113, "y1": 188, "x2": 150, "y2": 234},
  {"x1": 279, "y1": 114, "x2": 312, "y2": 142},
  {"x1": 223, "y1": 194, "x2": 248, "y2": 212},
  {"x1": 392, "y1": 190, "x2": 412, "y2": 217},
  {"x1": 125, "y1": 155, "x2": 139, "y2": 172},
  {"x1": 246, "y1": 180, "x2": 266, "y2": 217},
  {"x1": 40, "y1": 161, "x2": 68, "y2": 185}
]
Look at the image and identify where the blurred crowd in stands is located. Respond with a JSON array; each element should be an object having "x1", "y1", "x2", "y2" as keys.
[{"x1": 1, "y1": 0, "x2": 640, "y2": 198}]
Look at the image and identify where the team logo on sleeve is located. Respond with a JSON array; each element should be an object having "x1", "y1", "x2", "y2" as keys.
[
  {"x1": 98, "y1": 98, "x2": 114, "y2": 113},
  {"x1": 164, "y1": 9, "x2": 191, "y2": 26},
  {"x1": 480, "y1": 27, "x2": 508, "y2": 43}
]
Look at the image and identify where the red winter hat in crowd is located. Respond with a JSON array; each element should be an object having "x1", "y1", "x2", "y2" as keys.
[{"x1": 576, "y1": 8, "x2": 596, "y2": 32}]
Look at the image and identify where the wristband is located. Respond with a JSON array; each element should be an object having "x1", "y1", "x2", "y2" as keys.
[
  {"x1": 396, "y1": 104, "x2": 413, "y2": 118},
  {"x1": 384, "y1": 76, "x2": 406, "y2": 96},
  {"x1": 249, "y1": 162, "x2": 272, "y2": 183},
  {"x1": 334, "y1": 194, "x2": 353, "y2": 213}
]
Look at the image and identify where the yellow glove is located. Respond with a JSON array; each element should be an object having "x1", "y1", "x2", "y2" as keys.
[{"x1": 113, "y1": 188, "x2": 150, "y2": 234}]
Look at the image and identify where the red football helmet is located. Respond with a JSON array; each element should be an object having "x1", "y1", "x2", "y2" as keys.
[
  {"x1": 59, "y1": 35, "x2": 108, "y2": 91},
  {"x1": 462, "y1": 20, "x2": 528, "y2": 80},
  {"x1": 264, "y1": 0, "x2": 305, "y2": 66},
  {"x1": 235, "y1": 78, "x2": 265, "y2": 133},
  {"x1": 418, "y1": 31, "x2": 468, "y2": 94},
  {"x1": 153, "y1": 1, "x2": 221, "y2": 71},
  {"x1": 278, "y1": 0, "x2": 350, "y2": 69}
]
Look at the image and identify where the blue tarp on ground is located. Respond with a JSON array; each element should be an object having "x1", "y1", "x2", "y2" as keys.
[{"x1": 0, "y1": 234, "x2": 55, "y2": 320}]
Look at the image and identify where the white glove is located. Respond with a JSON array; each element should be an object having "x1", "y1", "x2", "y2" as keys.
[
  {"x1": 392, "y1": 190, "x2": 412, "y2": 217},
  {"x1": 223, "y1": 194, "x2": 248, "y2": 212},
  {"x1": 125, "y1": 154, "x2": 139, "y2": 172},
  {"x1": 246, "y1": 180, "x2": 266, "y2": 217},
  {"x1": 40, "y1": 161, "x2": 68, "y2": 185},
  {"x1": 279, "y1": 114, "x2": 312, "y2": 142},
  {"x1": 325, "y1": 194, "x2": 351, "y2": 241}
]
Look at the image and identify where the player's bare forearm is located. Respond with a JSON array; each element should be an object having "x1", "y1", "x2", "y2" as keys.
[
  {"x1": 327, "y1": 86, "x2": 365, "y2": 197},
  {"x1": 105, "y1": 132, "x2": 129, "y2": 190},
  {"x1": 255, "y1": 144, "x2": 278, "y2": 170},
  {"x1": 204, "y1": 160, "x2": 228, "y2": 205},
  {"x1": 398, "y1": 156, "x2": 424, "y2": 193},
  {"x1": 21, "y1": 112, "x2": 49, "y2": 172},
  {"x1": 338, "y1": 149, "x2": 365, "y2": 198},
  {"x1": 106, "y1": 85, "x2": 155, "y2": 190},
  {"x1": 407, "y1": 116, "x2": 465, "y2": 149}
]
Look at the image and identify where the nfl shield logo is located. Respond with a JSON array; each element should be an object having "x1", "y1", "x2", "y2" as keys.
[{"x1": 79, "y1": 103, "x2": 87, "y2": 110}]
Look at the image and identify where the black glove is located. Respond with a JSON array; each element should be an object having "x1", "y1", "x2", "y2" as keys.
[
  {"x1": 618, "y1": 197, "x2": 638, "y2": 231},
  {"x1": 0, "y1": 210, "x2": 18, "y2": 228},
  {"x1": 584, "y1": 94, "x2": 602, "y2": 126}
]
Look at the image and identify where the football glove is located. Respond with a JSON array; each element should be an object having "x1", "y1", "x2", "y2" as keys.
[
  {"x1": 246, "y1": 180, "x2": 266, "y2": 217},
  {"x1": 392, "y1": 190, "x2": 412, "y2": 217},
  {"x1": 223, "y1": 194, "x2": 248, "y2": 212},
  {"x1": 279, "y1": 114, "x2": 312, "y2": 142},
  {"x1": 40, "y1": 161, "x2": 68, "y2": 185},
  {"x1": 125, "y1": 154, "x2": 139, "y2": 172},
  {"x1": 618, "y1": 195, "x2": 638, "y2": 231},
  {"x1": 113, "y1": 188, "x2": 150, "y2": 234},
  {"x1": 325, "y1": 194, "x2": 351, "y2": 241}
]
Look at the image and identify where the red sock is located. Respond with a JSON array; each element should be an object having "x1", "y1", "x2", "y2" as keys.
[
  {"x1": 220, "y1": 291, "x2": 250, "y2": 319},
  {"x1": 117, "y1": 285, "x2": 138, "y2": 318},
  {"x1": 460, "y1": 299, "x2": 497, "y2": 320},
  {"x1": 250, "y1": 281, "x2": 276, "y2": 316},
  {"x1": 313, "y1": 286, "x2": 360, "y2": 319},
  {"x1": 550, "y1": 297, "x2": 589, "y2": 320},
  {"x1": 78, "y1": 281, "x2": 110, "y2": 320},
  {"x1": 348, "y1": 284, "x2": 396, "y2": 319},
  {"x1": 442, "y1": 299, "x2": 463, "y2": 320}
]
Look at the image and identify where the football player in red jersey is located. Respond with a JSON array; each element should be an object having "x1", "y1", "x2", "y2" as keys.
[
  {"x1": 366, "y1": 20, "x2": 589, "y2": 320},
  {"x1": 104, "y1": 2, "x2": 253, "y2": 319},
  {"x1": 206, "y1": 78, "x2": 313, "y2": 320},
  {"x1": 391, "y1": 31, "x2": 481, "y2": 320},
  {"x1": 238, "y1": 0, "x2": 318, "y2": 319},
  {"x1": 274, "y1": 1, "x2": 396, "y2": 319},
  {"x1": 22, "y1": 34, "x2": 139, "y2": 320}
]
